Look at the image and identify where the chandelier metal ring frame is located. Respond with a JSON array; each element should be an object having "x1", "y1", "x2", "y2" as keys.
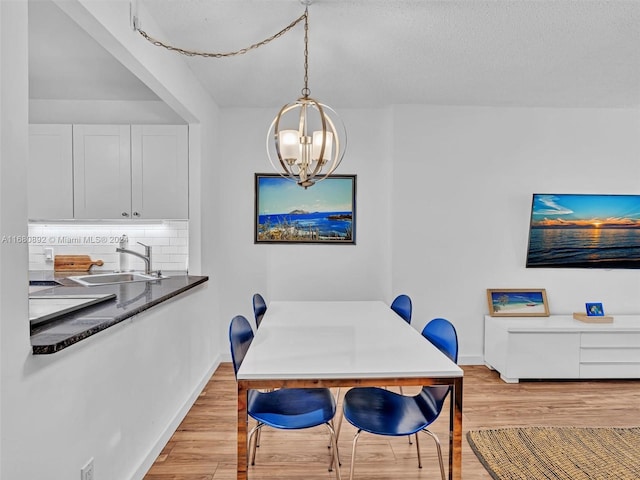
[
  {"x1": 133, "y1": 0, "x2": 346, "y2": 189},
  {"x1": 266, "y1": 92, "x2": 347, "y2": 189}
]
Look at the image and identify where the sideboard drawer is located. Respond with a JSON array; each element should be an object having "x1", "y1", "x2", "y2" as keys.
[
  {"x1": 581, "y1": 347, "x2": 640, "y2": 363},
  {"x1": 581, "y1": 332, "x2": 640, "y2": 348},
  {"x1": 580, "y1": 362, "x2": 640, "y2": 378}
]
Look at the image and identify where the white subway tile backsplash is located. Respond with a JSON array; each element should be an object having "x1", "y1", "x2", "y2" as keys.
[
  {"x1": 28, "y1": 221, "x2": 189, "y2": 272},
  {"x1": 169, "y1": 237, "x2": 188, "y2": 246}
]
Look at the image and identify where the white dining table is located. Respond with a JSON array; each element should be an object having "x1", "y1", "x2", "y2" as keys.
[{"x1": 235, "y1": 300, "x2": 464, "y2": 480}]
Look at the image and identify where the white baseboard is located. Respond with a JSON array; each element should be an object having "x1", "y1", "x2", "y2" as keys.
[
  {"x1": 130, "y1": 355, "x2": 223, "y2": 480},
  {"x1": 458, "y1": 354, "x2": 484, "y2": 365}
]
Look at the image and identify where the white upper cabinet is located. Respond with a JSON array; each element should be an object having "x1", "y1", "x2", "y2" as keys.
[
  {"x1": 131, "y1": 125, "x2": 188, "y2": 219},
  {"x1": 28, "y1": 124, "x2": 74, "y2": 219},
  {"x1": 73, "y1": 125, "x2": 132, "y2": 219},
  {"x1": 71, "y1": 124, "x2": 188, "y2": 220}
]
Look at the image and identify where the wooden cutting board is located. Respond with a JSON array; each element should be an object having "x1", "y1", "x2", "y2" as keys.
[{"x1": 54, "y1": 255, "x2": 104, "y2": 272}]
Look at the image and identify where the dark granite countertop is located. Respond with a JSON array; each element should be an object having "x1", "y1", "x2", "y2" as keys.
[{"x1": 29, "y1": 271, "x2": 208, "y2": 355}]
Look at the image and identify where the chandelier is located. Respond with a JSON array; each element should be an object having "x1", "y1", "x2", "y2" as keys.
[
  {"x1": 134, "y1": 0, "x2": 346, "y2": 189},
  {"x1": 266, "y1": 3, "x2": 346, "y2": 189}
]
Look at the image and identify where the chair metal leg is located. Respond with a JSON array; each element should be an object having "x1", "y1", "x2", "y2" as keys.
[
  {"x1": 328, "y1": 419, "x2": 342, "y2": 468},
  {"x1": 256, "y1": 389, "x2": 273, "y2": 449},
  {"x1": 421, "y1": 429, "x2": 446, "y2": 480},
  {"x1": 349, "y1": 430, "x2": 362, "y2": 480},
  {"x1": 334, "y1": 403, "x2": 345, "y2": 446},
  {"x1": 414, "y1": 430, "x2": 422, "y2": 468},
  {"x1": 247, "y1": 422, "x2": 263, "y2": 466},
  {"x1": 335, "y1": 411, "x2": 344, "y2": 442},
  {"x1": 255, "y1": 420, "x2": 262, "y2": 447},
  {"x1": 332, "y1": 387, "x2": 343, "y2": 446},
  {"x1": 324, "y1": 422, "x2": 342, "y2": 480},
  {"x1": 397, "y1": 387, "x2": 414, "y2": 445}
]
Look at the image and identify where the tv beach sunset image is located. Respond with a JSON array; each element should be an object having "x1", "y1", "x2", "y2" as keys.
[{"x1": 526, "y1": 194, "x2": 640, "y2": 268}]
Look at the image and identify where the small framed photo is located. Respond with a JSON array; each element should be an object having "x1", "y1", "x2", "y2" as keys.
[
  {"x1": 487, "y1": 288, "x2": 550, "y2": 317},
  {"x1": 585, "y1": 302, "x2": 604, "y2": 316}
]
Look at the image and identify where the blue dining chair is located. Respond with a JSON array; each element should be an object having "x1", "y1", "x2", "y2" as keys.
[
  {"x1": 252, "y1": 293, "x2": 267, "y2": 329},
  {"x1": 390, "y1": 294, "x2": 412, "y2": 324},
  {"x1": 389, "y1": 294, "x2": 413, "y2": 400},
  {"x1": 229, "y1": 315, "x2": 341, "y2": 478},
  {"x1": 342, "y1": 317, "x2": 458, "y2": 480}
]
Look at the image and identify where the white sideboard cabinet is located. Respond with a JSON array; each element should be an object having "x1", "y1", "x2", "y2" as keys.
[{"x1": 484, "y1": 315, "x2": 640, "y2": 383}]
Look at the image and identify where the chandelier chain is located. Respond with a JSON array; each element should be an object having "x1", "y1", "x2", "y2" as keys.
[
  {"x1": 136, "y1": 11, "x2": 307, "y2": 59},
  {"x1": 302, "y1": 7, "x2": 310, "y2": 98}
]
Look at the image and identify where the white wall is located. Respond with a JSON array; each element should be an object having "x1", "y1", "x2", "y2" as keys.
[
  {"x1": 391, "y1": 105, "x2": 640, "y2": 362},
  {"x1": 0, "y1": 3, "x2": 30, "y2": 478},
  {"x1": 215, "y1": 105, "x2": 640, "y2": 364},
  {"x1": 214, "y1": 107, "x2": 393, "y2": 330},
  {"x1": 30, "y1": 99, "x2": 186, "y2": 125},
  {"x1": 12, "y1": 285, "x2": 212, "y2": 480},
  {"x1": 1, "y1": 2, "x2": 222, "y2": 480}
]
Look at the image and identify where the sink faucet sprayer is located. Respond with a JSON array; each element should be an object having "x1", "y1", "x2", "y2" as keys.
[{"x1": 116, "y1": 241, "x2": 154, "y2": 275}]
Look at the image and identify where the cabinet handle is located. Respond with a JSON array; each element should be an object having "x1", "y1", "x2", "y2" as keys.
[
  {"x1": 133, "y1": 211, "x2": 140, "y2": 217},
  {"x1": 122, "y1": 212, "x2": 130, "y2": 217}
]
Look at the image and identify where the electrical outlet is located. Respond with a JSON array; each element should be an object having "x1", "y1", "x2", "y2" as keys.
[{"x1": 80, "y1": 458, "x2": 94, "y2": 480}]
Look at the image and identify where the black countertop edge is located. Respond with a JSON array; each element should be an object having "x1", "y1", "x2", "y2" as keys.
[{"x1": 30, "y1": 275, "x2": 208, "y2": 355}]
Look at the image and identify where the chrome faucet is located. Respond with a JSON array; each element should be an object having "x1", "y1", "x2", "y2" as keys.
[{"x1": 116, "y1": 241, "x2": 153, "y2": 274}]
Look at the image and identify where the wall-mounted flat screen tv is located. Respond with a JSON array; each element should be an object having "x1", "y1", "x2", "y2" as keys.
[{"x1": 526, "y1": 193, "x2": 640, "y2": 269}]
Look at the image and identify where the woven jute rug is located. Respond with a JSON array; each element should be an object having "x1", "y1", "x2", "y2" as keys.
[{"x1": 467, "y1": 426, "x2": 640, "y2": 480}]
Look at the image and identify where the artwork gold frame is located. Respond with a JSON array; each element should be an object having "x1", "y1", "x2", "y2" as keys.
[{"x1": 487, "y1": 288, "x2": 550, "y2": 317}]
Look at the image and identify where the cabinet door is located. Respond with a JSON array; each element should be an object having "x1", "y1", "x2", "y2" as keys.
[
  {"x1": 73, "y1": 125, "x2": 131, "y2": 219},
  {"x1": 131, "y1": 125, "x2": 188, "y2": 219},
  {"x1": 28, "y1": 125, "x2": 73, "y2": 219},
  {"x1": 509, "y1": 332, "x2": 580, "y2": 379}
]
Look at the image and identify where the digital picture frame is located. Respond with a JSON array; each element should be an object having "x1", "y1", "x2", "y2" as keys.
[{"x1": 526, "y1": 193, "x2": 640, "y2": 269}]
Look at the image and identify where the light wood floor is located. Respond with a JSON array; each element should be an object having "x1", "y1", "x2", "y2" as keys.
[{"x1": 144, "y1": 364, "x2": 640, "y2": 479}]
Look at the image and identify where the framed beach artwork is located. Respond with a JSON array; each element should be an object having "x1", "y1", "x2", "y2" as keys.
[
  {"x1": 487, "y1": 289, "x2": 550, "y2": 317},
  {"x1": 526, "y1": 193, "x2": 640, "y2": 269},
  {"x1": 254, "y1": 173, "x2": 356, "y2": 244}
]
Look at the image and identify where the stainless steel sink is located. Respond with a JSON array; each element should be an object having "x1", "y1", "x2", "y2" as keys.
[{"x1": 69, "y1": 272, "x2": 164, "y2": 286}]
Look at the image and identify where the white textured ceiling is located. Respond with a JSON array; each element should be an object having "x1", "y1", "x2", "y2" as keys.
[{"x1": 29, "y1": 0, "x2": 640, "y2": 109}]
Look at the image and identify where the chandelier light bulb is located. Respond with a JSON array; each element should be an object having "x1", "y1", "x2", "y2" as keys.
[
  {"x1": 278, "y1": 130, "x2": 300, "y2": 163},
  {"x1": 312, "y1": 130, "x2": 333, "y2": 163}
]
